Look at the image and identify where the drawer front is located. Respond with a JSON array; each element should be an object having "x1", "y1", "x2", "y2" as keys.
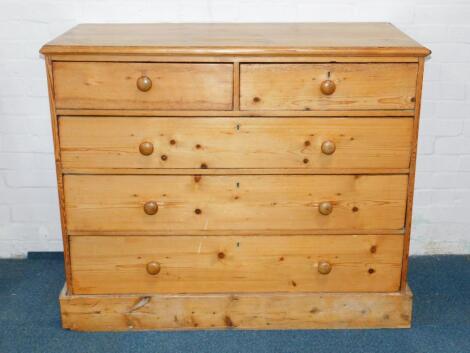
[
  {"x1": 70, "y1": 235, "x2": 403, "y2": 294},
  {"x1": 59, "y1": 117, "x2": 413, "y2": 171},
  {"x1": 240, "y1": 63, "x2": 417, "y2": 111},
  {"x1": 64, "y1": 175, "x2": 408, "y2": 234},
  {"x1": 53, "y1": 62, "x2": 233, "y2": 110}
]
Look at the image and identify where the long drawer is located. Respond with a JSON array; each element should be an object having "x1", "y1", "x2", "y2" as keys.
[
  {"x1": 53, "y1": 62, "x2": 233, "y2": 110},
  {"x1": 64, "y1": 175, "x2": 408, "y2": 234},
  {"x1": 70, "y1": 235, "x2": 404, "y2": 294},
  {"x1": 240, "y1": 63, "x2": 418, "y2": 111},
  {"x1": 59, "y1": 117, "x2": 413, "y2": 171}
]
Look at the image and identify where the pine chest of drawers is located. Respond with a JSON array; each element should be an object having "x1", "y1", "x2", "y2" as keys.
[{"x1": 41, "y1": 23, "x2": 430, "y2": 331}]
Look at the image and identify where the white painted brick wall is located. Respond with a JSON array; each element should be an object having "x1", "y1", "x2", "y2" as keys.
[{"x1": 1, "y1": 0, "x2": 469, "y2": 257}]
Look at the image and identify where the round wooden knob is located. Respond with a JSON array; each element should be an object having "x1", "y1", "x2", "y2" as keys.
[
  {"x1": 321, "y1": 140, "x2": 336, "y2": 155},
  {"x1": 318, "y1": 202, "x2": 333, "y2": 215},
  {"x1": 143, "y1": 201, "x2": 158, "y2": 215},
  {"x1": 137, "y1": 76, "x2": 152, "y2": 92},
  {"x1": 320, "y1": 80, "x2": 336, "y2": 95},
  {"x1": 146, "y1": 261, "x2": 161, "y2": 275},
  {"x1": 318, "y1": 261, "x2": 332, "y2": 275},
  {"x1": 139, "y1": 141, "x2": 154, "y2": 156}
]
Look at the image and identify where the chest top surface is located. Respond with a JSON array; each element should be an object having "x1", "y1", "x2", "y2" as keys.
[{"x1": 40, "y1": 22, "x2": 430, "y2": 57}]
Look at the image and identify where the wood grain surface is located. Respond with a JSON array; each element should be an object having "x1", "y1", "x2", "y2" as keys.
[
  {"x1": 40, "y1": 22, "x2": 429, "y2": 331},
  {"x1": 53, "y1": 62, "x2": 233, "y2": 110},
  {"x1": 59, "y1": 117, "x2": 413, "y2": 171},
  {"x1": 60, "y1": 285, "x2": 413, "y2": 331},
  {"x1": 70, "y1": 234, "x2": 403, "y2": 294},
  {"x1": 64, "y1": 174, "x2": 408, "y2": 234},
  {"x1": 240, "y1": 63, "x2": 418, "y2": 111},
  {"x1": 41, "y1": 23, "x2": 430, "y2": 57}
]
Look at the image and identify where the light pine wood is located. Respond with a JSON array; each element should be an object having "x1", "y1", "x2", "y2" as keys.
[
  {"x1": 70, "y1": 234, "x2": 403, "y2": 294},
  {"x1": 240, "y1": 63, "x2": 418, "y2": 111},
  {"x1": 53, "y1": 62, "x2": 233, "y2": 110},
  {"x1": 59, "y1": 117, "x2": 413, "y2": 171},
  {"x1": 48, "y1": 54, "x2": 420, "y2": 63},
  {"x1": 40, "y1": 23, "x2": 429, "y2": 331},
  {"x1": 59, "y1": 284, "x2": 413, "y2": 331},
  {"x1": 64, "y1": 175, "x2": 408, "y2": 234},
  {"x1": 55, "y1": 108, "x2": 415, "y2": 117},
  {"x1": 61, "y1": 168, "x2": 410, "y2": 176},
  {"x1": 45, "y1": 58, "x2": 73, "y2": 293},
  {"x1": 40, "y1": 23, "x2": 430, "y2": 57},
  {"x1": 233, "y1": 61, "x2": 240, "y2": 110},
  {"x1": 401, "y1": 58, "x2": 426, "y2": 288},
  {"x1": 68, "y1": 229, "x2": 405, "y2": 236}
]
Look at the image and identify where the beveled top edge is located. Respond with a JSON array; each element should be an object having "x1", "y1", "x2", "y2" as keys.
[{"x1": 40, "y1": 23, "x2": 431, "y2": 57}]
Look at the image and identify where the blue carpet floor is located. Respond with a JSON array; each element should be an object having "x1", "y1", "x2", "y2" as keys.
[{"x1": 0, "y1": 254, "x2": 469, "y2": 353}]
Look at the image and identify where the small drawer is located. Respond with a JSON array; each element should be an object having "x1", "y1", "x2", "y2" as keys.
[
  {"x1": 240, "y1": 63, "x2": 417, "y2": 111},
  {"x1": 59, "y1": 116, "x2": 413, "y2": 171},
  {"x1": 64, "y1": 174, "x2": 408, "y2": 234},
  {"x1": 70, "y1": 234, "x2": 404, "y2": 294},
  {"x1": 53, "y1": 62, "x2": 233, "y2": 110}
]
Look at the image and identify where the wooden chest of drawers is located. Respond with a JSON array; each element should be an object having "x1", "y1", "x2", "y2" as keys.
[{"x1": 41, "y1": 23, "x2": 430, "y2": 331}]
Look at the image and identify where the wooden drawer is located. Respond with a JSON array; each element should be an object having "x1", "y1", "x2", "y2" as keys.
[
  {"x1": 70, "y1": 234, "x2": 404, "y2": 294},
  {"x1": 240, "y1": 63, "x2": 417, "y2": 111},
  {"x1": 53, "y1": 62, "x2": 233, "y2": 110},
  {"x1": 64, "y1": 175, "x2": 408, "y2": 234},
  {"x1": 59, "y1": 117, "x2": 413, "y2": 171}
]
